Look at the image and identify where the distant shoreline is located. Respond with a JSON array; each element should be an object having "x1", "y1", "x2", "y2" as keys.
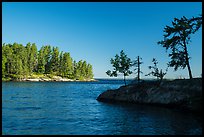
[
  {"x1": 2, "y1": 74, "x2": 97, "y2": 82},
  {"x1": 2, "y1": 78, "x2": 97, "y2": 82},
  {"x1": 2, "y1": 79, "x2": 97, "y2": 82}
]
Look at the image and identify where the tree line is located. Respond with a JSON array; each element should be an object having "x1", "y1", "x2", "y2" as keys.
[
  {"x1": 106, "y1": 15, "x2": 202, "y2": 86},
  {"x1": 2, "y1": 43, "x2": 94, "y2": 80}
]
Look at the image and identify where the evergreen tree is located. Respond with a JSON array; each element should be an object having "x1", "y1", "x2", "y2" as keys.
[
  {"x1": 76, "y1": 60, "x2": 83, "y2": 80},
  {"x1": 37, "y1": 46, "x2": 46, "y2": 73},
  {"x1": 132, "y1": 56, "x2": 143, "y2": 82},
  {"x1": 2, "y1": 43, "x2": 94, "y2": 81},
  {"x1": 106, "y1": 50, "x2": 132, "y2": 86},
  {"x1": 21, "y1": 45, "x2": 29, "y2": 77},
  {"x1": 61, "y1": 52, "x2": 73, "y2": 78},
  {"x1": 15, "y1": 56, "x2": 23, "y2": 79},
  {"x1": 59, "y1": 51, "x2": 64, "y2": 75},
  {"x1": 145, "y1": 58, "x2": 168, "y2": 85},
  {"x1": 50, "y1": 47, "x2": 60, "y2": 73},
  {"x1": 81, "y1": 61, "x2": 87, "y2": 78},
  {"x1": 44, "y1": 45, "x2": 52, "y2": 73},
  {"x1": 86, "y1": 64, "x2": 94, "y2": 79},
  {"x1": 158, "y1": 15, "x2": 202, "y2": 79},
  {"x1": 9, "y1": 43, "x2": 24, "y2": 79},
  {"x1": 2, "y1": 44, "x2": 13, "y2": 75},
  {"x1": 2, "y1": 53, "x2": 7, "y2": 78},
  {"x1": 30, "y1": 43, "x2": 38, "y2": 72},
  {"x1": 73, "y1": 60, "x2": 78, "y2": 79},
  {"x1": 25, "y1": 43, "x2": 32, "y2": 74}
]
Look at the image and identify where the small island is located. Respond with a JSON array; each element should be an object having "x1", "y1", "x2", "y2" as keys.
[
  {"x1": 97, "y1": 15, "x2": 202, "y2": 114},
  {"x1": 97, "y1": 78, "x2": 202, "y2": 113},
  {"x1": 2, "y1": 43, "x2": 95, "y2": 82}
]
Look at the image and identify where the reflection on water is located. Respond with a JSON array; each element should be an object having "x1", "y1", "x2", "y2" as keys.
[{"x1": 2, "y1": 80, "x2": 202, "y2": 135}]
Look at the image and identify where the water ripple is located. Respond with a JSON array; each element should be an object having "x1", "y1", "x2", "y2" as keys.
[
  {"x1": 2, "y1": 80, "x2": 202, "y2": 135},
  {"x1": 14, "y1": 107, "x2": 42, "y2": 111}
]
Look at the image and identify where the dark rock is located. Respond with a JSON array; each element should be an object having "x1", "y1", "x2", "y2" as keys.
[{"x1": 97, "y1": 78, "x2": 202, "y2": 113}]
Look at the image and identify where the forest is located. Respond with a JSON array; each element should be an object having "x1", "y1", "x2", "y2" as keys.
[{"x1": 2, "y1": 43, "x2": 94, "y2": 81}]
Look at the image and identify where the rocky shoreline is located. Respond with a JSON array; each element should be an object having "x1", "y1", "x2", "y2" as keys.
[
  {"x1": 4, "y1": 75, "x2": 97, "y2": 82},
  {"x1": 97, "y1": 78, "x2": 202, "y2": 113},
  {"x1": 20, "y1": 77, "x2": 96, "y2": 82}
]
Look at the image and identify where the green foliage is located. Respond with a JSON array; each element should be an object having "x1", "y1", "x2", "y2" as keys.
[
  {"x1": 76, "y1": 60, "x2": 84, "y2": 80},
  {"x1": 2, "y1": 43, "x2": 94, "y2": 81},
  {"x1": 2, "y1": 44, "x2": 13, "y2": 76},
  {"x1": 30, "y1": 43, "x2": 38, "y2": 72},
  {"x1": 25, "y1": 43, "x2": 38, "y2": 74},
  {"x1": 71, "y1": 60, "x2": 94, "y2": 80},
  {"x1": 106, "y1": 50, "x2": 132, "y2": 86},
  {"x1": 37, "y1": 46, "x2": 46, "y2": 73},
  {"x1": 50, "y1": 47, "x2": 60, "y2": 73},
  {"x1": 44, "y1": 45, "x2": 52, "y2": 73},
  {"x1": 2, "y1": 55, "x2": 7, "y2": 78},
  {"x1": 145, "y1": 58, "x2": 168, "y2": 85},
  {"x1": 59, "y1": 51, "x2": 64, "y2": 75},
  {"x1": 61, "y1": 52, "x2": 73, "y2": 78},
  {"x1": 86, "y1": 64, "x2": 94, "y2": 79},
  {"x1": 158, "y1": 15, "x2": 202, "y2": 79}
]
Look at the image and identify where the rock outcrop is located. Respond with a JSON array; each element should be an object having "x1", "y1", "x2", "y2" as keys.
[
  {"x1": 97, "y1": 78, "x2": 202, "y2": 112},
  {"x1": 20, "y1": 76, "x2": 96, "y2": 82}
]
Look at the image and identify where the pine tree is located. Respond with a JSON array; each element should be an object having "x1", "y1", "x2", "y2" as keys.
[
  {"x1": 77, "y1": 60, "x2": 83, "y2": 80},
  {"x1": 16, "y1": 57, "x2": 23, "y2": 79},
  {"x1": 61, "y1": 52, "x2": 73, "y2": 78},
  {"x1": 2, "y1": 44, "x2": 13, "y2": 75},
  {"x1": 44, "y1": 45, "x2": 52, "y2": 74},
  {"x1": 73, "y1": 60, "x2": 78, "y2": 79},
  {"x1": 106, "y1": 50, "x2": 132, "y2": 86},
  {"x1": 37, "y1": 46, "x2": 46, "y2": 73},
  {"x1": 21, "y1": 45, "x2": 29, "y2": 77},
  {"x1": 2, "y1": 53, "x2": 7, "y2": 78},
  {"x1": 86, "y1": 64, "x2": 94, "y2": 79},
  {"x1": 158, "y1": 15, "x2": 202, "y2": 79},
  {"x1": 50, "y1": 47, "x2": 60, "y2": 73},
  {"x1": 25, "y1": 43, "x2": 32, "y2": 74},
  {"x1": 145, "y1": 58, "x2": 168, "y2": 85},
  {"x1": 81, "y1": 61, "x2": 87, "y2": 78},
  {"x1": 59, "y1": 51, "x2": 64, "y2": 76},
  {"x1": 30, "y1": 43, "x2": 38, "y2": 72},
  {"x1": 2, "y1": 43, "x2": 94, "y2": 81},
  {"x1": 132, "y1": 56, "x2": 143, "y2": 82}
]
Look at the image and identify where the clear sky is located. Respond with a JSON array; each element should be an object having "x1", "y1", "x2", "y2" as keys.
[{"x1": 2, "y1": 2, "x2": 202, "y2": 79}]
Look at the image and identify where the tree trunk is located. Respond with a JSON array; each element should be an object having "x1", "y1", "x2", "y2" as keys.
[
  {"x1": 159, "y1": 74, "x2": 163, "y2": 86},
  {"x1": 186, "y1": 60, "x2": 193, "y2": 79},
  {"x1": 123, "y1": 73, "x2": 126, "y2": 86},
  {"x1": 184, "y1": 43, "x2": 193, "y2": 79}
]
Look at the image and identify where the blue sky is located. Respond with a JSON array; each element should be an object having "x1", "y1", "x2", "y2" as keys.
[{"x1": 2, "y1": 2, "x2": 202, "y2": 79}]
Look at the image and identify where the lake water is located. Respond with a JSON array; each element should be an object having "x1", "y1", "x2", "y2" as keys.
[{"x1": 2, "y1": 79, "x2": 202, "y2": 135}]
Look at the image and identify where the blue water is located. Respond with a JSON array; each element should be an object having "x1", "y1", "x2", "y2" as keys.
[{"x1": 2, "y1": 79, "x2": 202, "y2": 135}]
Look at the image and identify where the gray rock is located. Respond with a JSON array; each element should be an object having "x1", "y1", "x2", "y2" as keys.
[{"x1": 97, "y1": 78, "x2": 202, "y2": 112}]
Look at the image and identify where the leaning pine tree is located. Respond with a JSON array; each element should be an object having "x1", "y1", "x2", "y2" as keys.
[{"x1": 158, "y1": 15, "x2": 202, "y2": 79}]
